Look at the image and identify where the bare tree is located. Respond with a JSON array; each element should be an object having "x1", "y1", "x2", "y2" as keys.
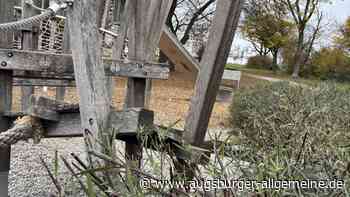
[
  {"x1": 160, "y1": 0, "x2": 216, "y2": 65},
  {"x1": 282, "y1": 0, "x2": 322, "y2": 78}
]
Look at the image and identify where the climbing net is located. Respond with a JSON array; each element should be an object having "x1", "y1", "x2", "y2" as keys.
[{"x1": 38, "y1": 16, "x2": 65, "y2": 53}]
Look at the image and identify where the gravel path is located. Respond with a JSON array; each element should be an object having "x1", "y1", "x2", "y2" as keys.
[
  {"x1": 9, "y1": 138, "x2": 86, "y2": 197},
  {"x1": 9, "y1": 128, "x2": 231, "y2": 197}
]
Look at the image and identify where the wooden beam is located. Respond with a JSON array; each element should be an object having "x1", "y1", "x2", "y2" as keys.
[
  {"x1": 42, "y1": 108, "x2": 154, "y2": 138},
  {"x1": 0, "y1": 49, "x2": 74, "y2": 73},
  {"x1": 109, "y1": 59, "x2": 169, "y2": 79},
  {"x1": 160, "y1": 28, "x2": 200, "y2": 73},
  {"x1": 184, "y1": 0, "x2": 244, "y2": 146},
  {"x1": 21, "y1": 0, "x2": 41, "y2": 111},
  {"x1": 56, "y1": 10, "x2": 71, "y2": 101},
  {"x1": 0, "y1": 0, "x2": 15, "y2": 195},
  {"x1": 13, "y1": 78, "x2": 75, "y2": 87},
  {"x1": 0, "y1": 49, "x2": 170, "y2": 79},
  {"x1": 123, "y1": 0, "x2": 173, "y2": 165},
  {"x1": 67, "y1": 0, "x2": 111, "y2": 162}
]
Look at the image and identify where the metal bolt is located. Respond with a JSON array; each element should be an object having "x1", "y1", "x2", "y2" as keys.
[
  {"x1": 1, "y1": 61, "x2": 7, "y2": 67},
  {"x1": 7, "y1": 52, "x2": 13, "y2": 57},
  {"x1": 89, "y1": 118, "x2": 94, "y2": 126}
]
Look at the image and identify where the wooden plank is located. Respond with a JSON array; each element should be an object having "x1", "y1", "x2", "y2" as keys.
[
  {"x1": 0, "y1": 0, "x2": 15, "y2": 195},
  {"x1": 109, "y1": 59, "x2": 169, "y2": 79},
  {"x1": 0, "y1": 71, "x2": 12, "y2": 197},
  {"x1": 0, "y1": 49, "x2": 74, "y2": 73},
  {"x1": 21, "y1": 0, "x2": 41, "y2": 111},
  {"x1": 27, "y1": 96, "x2": 63, "y2": 121},
  {"x1": 13, "y1": 71, "x2": 75, "y2": 80},
  {"x1": 0, "y1": 49, "x2": 170, "y2": 79},
  {"x1": 123, "y1": 0, "x2": 173, "y2": 164},
  {"x1": 13, "y1": 78, "x2": 75, "y2": 87},
  {"x1": 67, "y1": 0, "x2": 111, "y2": 157},
  {"x1": 160, "y1": 28, "x2": 200, "y2": 73},
  {"x1": 42, "y1": 109, "x2": 153, "y2": 138},
  {"x1": 56, "y1": 11, "x2": 71, "y2": 101},
  {"x1": 184, "y1": 0, "x2": 244, "y2": 147}
]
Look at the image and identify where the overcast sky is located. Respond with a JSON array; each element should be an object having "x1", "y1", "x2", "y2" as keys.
[{"x1": 323, "y1": 0, "x2": 350, "y2": 23}]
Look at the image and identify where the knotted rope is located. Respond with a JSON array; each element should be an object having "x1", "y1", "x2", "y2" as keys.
[
  {"x1": 0, "y1": 0, "x2": 71, "y2": 32},
  {"x1": 0, "y1": 116, "x2": 44, "y2": 148}
]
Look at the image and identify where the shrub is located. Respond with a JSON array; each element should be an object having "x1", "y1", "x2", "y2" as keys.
[
  {"x1": 246, "y1": 55, "x2": 273, "y2": 69},
  {"x1": 229, "y1": 82, "x2": 350, "y2": 196},
  {"x1": 309, "y1": 47, "x2": 350, "y2": 82}
]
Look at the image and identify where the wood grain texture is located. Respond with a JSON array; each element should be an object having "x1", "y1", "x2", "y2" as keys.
[
  {"x1": 20, "y1": 0, "x2": 41, "y2": 111},
  {"x1": 56, "y1": 15, "x2": 71, "y2": 101},
  {"x1": 13, "y1": 78, "x2": 75, "y2": 87},
  {"x1": 0, "y1": 0, "x2": 15, "y2": 195},
  {"x1": 184, "y1": 0, "x2": 244, "y2": 146},
  {"x1": 160, "y1": 28, "x2": 200, "y2": 73},
  {"x1": 123, "y1": 0, "x2": 173, "y2": 164},
  {"x1": 42, "y1": 108, "x2": 154, "y2": 138},
  {"x1": 0, "y1": 49, "x2": 170, "y2": 79},
  {"x1": 67, "y1": 0, "x2": 111, "y2": 142}
]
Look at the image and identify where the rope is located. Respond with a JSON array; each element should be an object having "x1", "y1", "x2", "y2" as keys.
[
  {"x1": 0, "y1": 116, "x2": 44, "y2": 148},
  {"x1": 0, "y1": 0, "x2": 71, "y2": 32},
  {"x1": 0, "y1": 10, "x2": 54, "y2": 32}
]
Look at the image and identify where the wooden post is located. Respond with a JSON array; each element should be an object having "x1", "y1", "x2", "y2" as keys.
[
  {"x1": 0, "y1": 0, "x2": 15, "y2": 196},
  {"x1": 67, "y1": 0, "x2": 111, "y2": 159},
  {"x1": 21, "y1": 0, "x2": 40, "y2": 111},
  {"x1": 184, "y1": 0, "x2": 244, "y2": 147},
  {"x1": 123, "y1": 0, "x2": 172, "y2": 166},
  {"x1": 56, "y1": 16, "x2": 70, "y2": 101}
]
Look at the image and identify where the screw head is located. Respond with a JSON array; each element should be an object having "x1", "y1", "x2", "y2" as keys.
[
  {"x1": 7, "y1": 52, "x2": 13, "y2": 57},
  {"x1": 1, "y1": 61, "x2": 7, "y2": 67}
]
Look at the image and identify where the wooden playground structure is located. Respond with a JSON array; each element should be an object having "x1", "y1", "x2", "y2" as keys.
[{"x1": 0, "y1": 0, "x2": 244, "y2": 196}]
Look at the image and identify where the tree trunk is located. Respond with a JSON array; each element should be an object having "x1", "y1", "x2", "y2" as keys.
[
  {"x1": 292, "y1": 29, "x2": 305, "y2": 78},
  {"x1": 272, "y1": 48, "x2": 278, "y2": 70}
]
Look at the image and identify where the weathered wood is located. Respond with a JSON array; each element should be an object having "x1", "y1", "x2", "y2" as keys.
[
  {"x1": 56, "y1": 13, "x2": 71, "y2": 101},
  {"x1": 26, "y1": 96, "x2": 71, "y2": 121},
  {"x1": 184, "y1": 0, "x2": 244, "y2": 146},
  {"x1": 124, "y1": 0, "x2": 173, "y2": 166},
  {"x1": 0, "y1": 71, "x2": 12, "y2": 197},
  {"x1": 42, "y1": 108, "x2": 154, "y2": 138},
  {"x1": 0, "y1": 0, "x2": 15, "y2": 195},
  {"x1": 0, "y1": 49, "x2": 170, "y2": 79},
  {"x1": 222, "y1": 70, "x2": 241, "y2": 89},
  {"x1": 21, "y1": 0, "x2": 40, "y2": 111},
  {"x1": 67, "y1": 0, "x2": 111, "y2": 160},
  {"x1": 13, "y1": 71, "x2": 75, "y2": 80},
  {"x1": 0, "y1": 49, "x2": 74, "y2": 73},
  {"x1": 13, "y1": 78, "x2": 75, "y2": 87},
  {"x1": 160, "y1": 28, "x2": 200, "y2": 73},
  {"x1": 109, "y1": 59, "x2": 169, "y2": 79}
]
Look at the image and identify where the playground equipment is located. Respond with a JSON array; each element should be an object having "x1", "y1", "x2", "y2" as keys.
[{"x1": 0, "y1": 0, "x2": 244, "y2": 196}]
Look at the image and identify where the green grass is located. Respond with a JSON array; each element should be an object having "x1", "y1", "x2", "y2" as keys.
[
  {"x1": 225, "y1": 63, "x2": 246, "y2": 70},
  {"x1": 225, "y1": 63, "x2": 326, "y2": 87}
]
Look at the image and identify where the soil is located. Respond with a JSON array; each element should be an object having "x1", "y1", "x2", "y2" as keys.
[{"x1": 11, "y1": 67, "x2": 233, "y2": 130}]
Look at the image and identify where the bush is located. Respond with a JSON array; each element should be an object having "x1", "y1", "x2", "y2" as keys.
[
  {"x1": 246, "y1": 55, "x2": 273, "y2": 69},
  {"x1": 309, "y1": 47, "x2": 350, "y2": 82},
  {"x1": 230, "y1": 82, "x2": 350, "y2": 196}
]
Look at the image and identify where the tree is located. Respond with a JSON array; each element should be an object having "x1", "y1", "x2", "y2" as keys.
[
  {"x1": 160, "y1": 0, "x2": 216, "y2": 65},
  {"x1": 335, "y1": 17, "x2": 350, "y2": 51},
  {"x1": 282, "y1": 0, "x2": 325, "y2": 78},
  {"x1": 242, "y1": 0, "x2": 294, "y2": 69}
]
